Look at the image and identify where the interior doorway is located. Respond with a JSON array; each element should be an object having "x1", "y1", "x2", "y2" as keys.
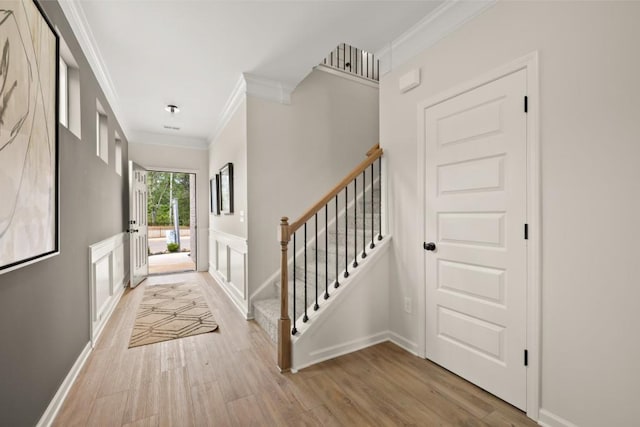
[{"x1": 146, "y1": 170, "x2": 197, "y2": 275}]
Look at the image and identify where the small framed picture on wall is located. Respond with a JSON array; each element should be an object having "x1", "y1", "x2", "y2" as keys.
[
  {"x1": 219, "y1": 163, "x2": 234, "y2": 215},
  {"x1": 210, "y1": 175, "x2": 220, "y2": 215}
]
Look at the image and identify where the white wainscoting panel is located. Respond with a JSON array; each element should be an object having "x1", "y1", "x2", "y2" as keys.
[
  {"x1": 89, "y1": 232, "x2": 128, "y2": 346},
  {"x1": 209, "y1": 229, "x2": 249, "y2": 318}
]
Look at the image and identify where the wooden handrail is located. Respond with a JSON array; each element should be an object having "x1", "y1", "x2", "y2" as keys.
[
  {"x1": 288, "y1": 145, "x2": 383, "y2": 234},
  {"x1": 365, "y1": 144, "x2": 380, "y2": 157}
]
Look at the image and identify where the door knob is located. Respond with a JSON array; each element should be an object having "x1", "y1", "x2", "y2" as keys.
[{"x1": 423, "y1": 242, "x2": 436, "y2": 251}]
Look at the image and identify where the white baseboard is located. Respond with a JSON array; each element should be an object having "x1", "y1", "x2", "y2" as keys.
[
  {"x1": 295, "y1": 331, "x2": 390, "y2": 372},
  {"x1": 36, "y1": 342, "x2": 92, "y2": 427},
  {"x1": 538, "y1": 409, "x2": 577, "y2": 427},
  {"x1": 293, "y1": 330, "x2": 421, "y2": 373},
  {"x1": 387, "y1": 331, "x2": 419, "y2": 356}
]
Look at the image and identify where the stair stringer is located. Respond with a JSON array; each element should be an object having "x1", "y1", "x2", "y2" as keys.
[{"x1": 291, "y1": 236, "x2": 391, "y2": 372}]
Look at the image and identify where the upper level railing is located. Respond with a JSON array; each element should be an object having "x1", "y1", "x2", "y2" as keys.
[
  {"x1": 321, "y1": 43, "x2": 380, "y2": 82},
  {"x1": 277, "y1": 144, "x2": 383, "y2": 371}
]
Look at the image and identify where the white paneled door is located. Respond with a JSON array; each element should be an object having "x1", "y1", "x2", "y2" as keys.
[
  {"x1": 129, "y1": 161, "x2": 149, "y2": 288},
  {"x1": 423, "y1": 69, "x2": 528, "y2": 409}
]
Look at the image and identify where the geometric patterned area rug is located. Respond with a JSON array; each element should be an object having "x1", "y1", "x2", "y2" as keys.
[{"x1": 129, "y1": 282, "x2": 218, "y2": 348}]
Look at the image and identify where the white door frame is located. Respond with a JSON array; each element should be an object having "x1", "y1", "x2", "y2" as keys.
[
  {"x1": 143, "y1": 165, "x2": 200, "y2": 271},
  {"x1": 416, "y1": 52, "x2": 541, "y2": 420}
]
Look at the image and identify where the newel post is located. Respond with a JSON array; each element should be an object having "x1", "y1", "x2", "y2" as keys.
[{"x1": 277, "y1": 217, "x2": 292, "y2": 372}]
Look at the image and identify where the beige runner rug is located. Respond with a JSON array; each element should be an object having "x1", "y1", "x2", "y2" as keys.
[{"x1": 129, "y1": 282, "x2": 218, "y2": 348}]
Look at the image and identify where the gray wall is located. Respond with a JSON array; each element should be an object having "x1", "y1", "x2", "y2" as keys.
[{"x1": 0, "y1": 2, "x2": 129, "y2": 425}]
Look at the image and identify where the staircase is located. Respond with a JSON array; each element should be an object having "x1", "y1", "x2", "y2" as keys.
[
  {"x1": 253, "y1": 182, "x2": 381, "y2": 343},
  {"x1": 250, "y1": 144, "x2": 384, "y2": 371}
]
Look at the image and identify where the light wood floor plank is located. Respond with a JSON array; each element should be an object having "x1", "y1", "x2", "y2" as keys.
[
  {"x1": 190, "y1": 381, "x2": 232, "y2": 427},
  {"x1": 53, "y1": 272, "x2": 537, "y2": 427},
  {"x1": 87, "y1": 392, "x2": 128, "y2": 427},
  {"x1": 121, "y1": 376, "x2": 160, "y2": 425}
]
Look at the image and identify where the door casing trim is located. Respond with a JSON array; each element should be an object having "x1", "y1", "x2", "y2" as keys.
[{"x1": 416, "y1": 51, "x2": 540, "y2": 421}]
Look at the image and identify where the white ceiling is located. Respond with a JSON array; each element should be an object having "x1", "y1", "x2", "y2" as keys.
[{"x1": 68, "y1": 1, "x2": 443, "y2": 144}]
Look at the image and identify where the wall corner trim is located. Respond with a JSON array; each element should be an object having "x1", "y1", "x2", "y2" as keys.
[
  {"x1": 375, "y1": 0, "x2": 497, "y2": 76},
  {"x1": 208, "y1": 75, "x2": 247, "y2": 146},
  {"x1": 36, "y1": 342, "x2": 92, "y2": 427},
  {"x1": 58, "y1": 0, "x2": 130, "y2": 139},
  {"x1": 387, "y1": 331, "x2": 419, "y2": 356}
]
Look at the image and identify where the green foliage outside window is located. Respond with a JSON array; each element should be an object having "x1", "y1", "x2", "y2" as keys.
[{"x1": 147, "y1": 171, "x2": 191, "y2": 226}]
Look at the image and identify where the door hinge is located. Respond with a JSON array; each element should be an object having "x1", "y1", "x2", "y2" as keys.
[
  {"x1": 524, "y1": 349, "x2": 529, "y2": 366},
  {"x1": 524, "y1": 96, "x2": 528, "y2": 113},
  {"x1": 524, "y1": 223, "x2": 529, "y2": 240}
]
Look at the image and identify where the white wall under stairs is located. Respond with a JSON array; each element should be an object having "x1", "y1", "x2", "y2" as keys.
[{"x1": 291, "y1": 237, "x2": 391, "y2": 371}]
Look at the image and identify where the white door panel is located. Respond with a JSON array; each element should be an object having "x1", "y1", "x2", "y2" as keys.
[
  {"x1": 424, "y1": 69, "x2": 527, "y2": 409},
  {"x1": 129, "y1": 161, "x2": 148, "y2": 288}
]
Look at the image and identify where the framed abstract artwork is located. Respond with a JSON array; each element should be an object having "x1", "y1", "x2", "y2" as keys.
[
  {"x1": 219, "y1": 163, "x2": 234, "y2": 215},
  {"x1": 210, "y1": 174, "x2": 220, "y2": 215},
  {"x1": 0, "y1": 0, "x2": 59, "y2": 274}
]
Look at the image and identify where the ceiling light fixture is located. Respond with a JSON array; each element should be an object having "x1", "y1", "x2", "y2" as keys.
[{"x1": 165, "y1": 104, "x2": 180, "y2": 114}]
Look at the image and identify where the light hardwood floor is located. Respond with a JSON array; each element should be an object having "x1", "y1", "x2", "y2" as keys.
[{"x1": 53, "y1": 272, "x2": 537, "y2": 427}]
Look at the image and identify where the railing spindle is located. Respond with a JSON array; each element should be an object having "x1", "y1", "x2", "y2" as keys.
[
  {"x1": 303, "y1": 223, "x2": 308, "y2": 322},
  {"x1": 362, "y1": 170, "x2": 367, "y2": 259},
  {"x1": 325, "y1": 204, "x2": 329, "y2": 299},
  {"x1": 378, "y1": 158, "x2": 383, "y2": 241},
  {"x1": 335, "y1": 195, "x2": 340, "y2": 288},
  {"x1": 370, "y1": 163, "x2": 375, "y2": 249},
  {"x1": 353, "y1": 177, "x2": 358, "y2": 268},
  {"x1": 292, "y1": 232, "x2": 297, "y2": 334},
  {"x1": 314, "y1": 213, "x2": 319, "y2": 311},
  {"x1": 344, "y1": 186, "x2": 349, "y2": 278}
]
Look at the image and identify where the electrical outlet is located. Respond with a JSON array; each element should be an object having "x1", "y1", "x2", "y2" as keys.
[{"x1": 404, "y1": 297, "x2": 412, "y2": 314}]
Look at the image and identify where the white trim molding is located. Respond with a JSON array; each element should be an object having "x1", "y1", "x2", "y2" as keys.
[
  {"x1": 293, "y1": 332, "x2": 390, "y2": 373},
  {"x1": 131, "y1": 132, "x2": 209, "y2": 150},
  {"x1": 36, "y1": 342, "x2": 92, "y2": 427},
  {"x1": 244, "y1": 73, "x2": 295, "y2": 105},
  {"x1": 375, "y1": 0, "x2": 496, "y2": 76},
  {"x1": 208, "y1": 75, "x2": 247, "y2": 146},
  {"x1": 314, "y1": 64, "x2": 379, "y2": 89},
  {"x1": 415, "y1": 52, "x2": 541, "y2": 421},
  {"x1": 89, "y1": 232, "x2": 128, "y2": 346},
  {"x1": 58, "y1": 1, "x2": 130, "y2": 139},
  {"x1": 209, "y1": 230, "x2": 250, "y2": 318},
  {"x1": 538, "y1": 409, "x2": 578, "y2": 427},
  {"x1": 387, "y1": 331, "x2": 419, "y2": 356}
]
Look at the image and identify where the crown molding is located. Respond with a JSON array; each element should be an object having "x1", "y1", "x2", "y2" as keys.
[
  {"x1": 58, "y1": 0, "x2": 130, "y2": 140},
  {"x1": 376, "y1": 0, "x2": 496, "y2": 76},
  {"x1": 208, "y1": 75, "x2": 247, "y2": 146},
  {"x1": 130, "y1": 131, "x2": 209, "y2": 150},
  {"x1": 244, "y1": 73, "x2": 295, "y2": 105}
]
